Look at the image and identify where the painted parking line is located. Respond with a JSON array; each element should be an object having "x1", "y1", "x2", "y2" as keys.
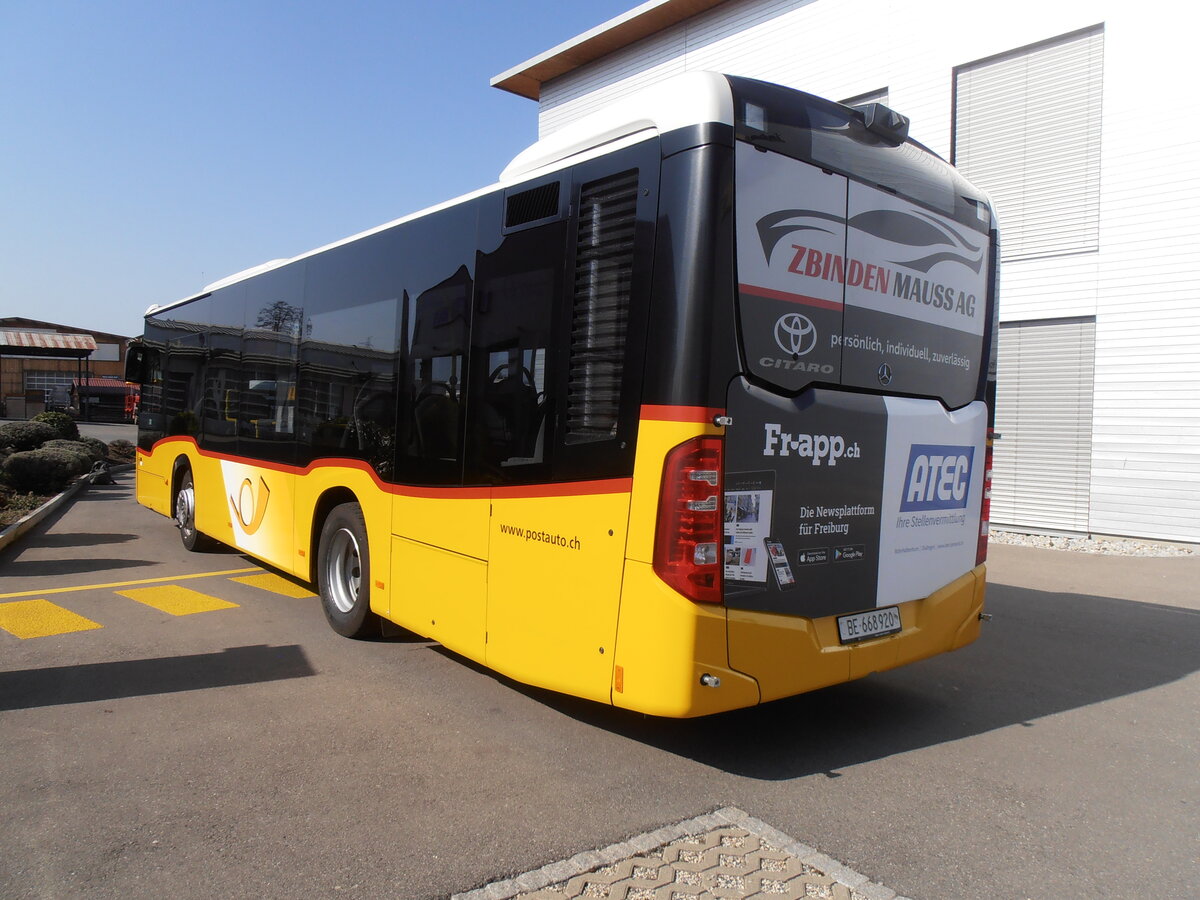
[
  {"x1": 0, "y1": 599, "x2": 103, "y2": 639},
  {"x1": 116, "y1": 586, "x2": 239, "y2": 616},
  {"x1": 0, "y1": 567, "x2": 261, "y2": 601},
  {"x1": 230, "y1": 573, "x2": 316, "y2": 599}
]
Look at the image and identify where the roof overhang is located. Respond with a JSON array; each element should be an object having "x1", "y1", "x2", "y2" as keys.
[
  {"x1": 0, "y1": 331, "x2": 97, "y2": 358},
  {"x1": 491, "y1": 0, "x2": 731, "y2": 100}
]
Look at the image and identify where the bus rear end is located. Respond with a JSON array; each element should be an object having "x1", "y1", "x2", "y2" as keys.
[{"x1": 618, "y1": 76, "x2": 997, "y2": 716}]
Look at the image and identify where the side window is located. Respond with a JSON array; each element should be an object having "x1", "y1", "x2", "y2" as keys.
[
  {"x1": 198, "y1": 287, "x2": 244, "y2": 456},
  {"x1": 136, "y1": 335, "x2": 165, "y2": 451},
  {"x1": 393, "y1": 202, "x2": 480, "y2": 486},
  {"x1": 466, "y1": 218, "x2": 565, "y2": 484},
  {"x1": 398, "y1": 269, "x2": 471, "y2": 484},
  {"x1": 299, "y1": 240, "x2": 400, "y2": 479}
]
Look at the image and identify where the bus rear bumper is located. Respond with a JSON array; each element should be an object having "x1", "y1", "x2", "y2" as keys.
[{"x1": 727, "y1": 565, "x2": 986, "y2": 703}]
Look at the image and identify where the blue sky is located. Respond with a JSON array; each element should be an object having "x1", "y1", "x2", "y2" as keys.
[{"x1": 0, "y1": 0, "x2": 635, "y2": 339}]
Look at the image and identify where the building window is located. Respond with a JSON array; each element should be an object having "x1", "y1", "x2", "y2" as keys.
[
  {"x1": 24, "y1": 370, "x2": 75, "y2": 405},
  {"x1": 953, "y1": 26, "x2": 1104, "y2": 261}
]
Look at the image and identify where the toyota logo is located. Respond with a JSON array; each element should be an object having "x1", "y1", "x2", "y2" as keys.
[{"x1": 774, "y1": 313, "x2": 818, "y2": 356}]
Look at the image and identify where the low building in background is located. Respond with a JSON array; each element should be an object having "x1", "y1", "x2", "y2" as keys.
[{"x1": 0, "y1": 317, "x2": 132, "y2": 422}]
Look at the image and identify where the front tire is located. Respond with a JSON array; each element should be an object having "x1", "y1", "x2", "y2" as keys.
[
  {"x1": 175, "y1": 470, "x2": 217, "y2": 552},
  {"x1": 317, "y1": 502, "x2": 379, "y2": 638}
]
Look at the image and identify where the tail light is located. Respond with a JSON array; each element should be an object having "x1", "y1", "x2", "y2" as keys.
[
  {"x1": 976, "y1": 428, "x2": 995, "y2": 566},
  {"x1": 654, "y1": 436, "x2": 723, "y2": 604}
]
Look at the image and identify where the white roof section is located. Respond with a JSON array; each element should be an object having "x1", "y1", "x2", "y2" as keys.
[
  {"x1": 203, "y1": 259, "x2": 291, "y2": 293},
  {"x1": 501, "y1": 70, "x2": 733, "y2": 182}
]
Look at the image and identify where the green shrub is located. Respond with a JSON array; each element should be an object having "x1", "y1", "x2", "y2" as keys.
[
  {"x1": 107, "y1": 439, "x2": 136, "y2": 461},
  {"x1": 32, "y1": 411, "x2": 80, "y2": 441},
  {"x1": 1, "y1": 447, "x2": 86, "y2": 494},
  {"x1": 41, "y1": 440, "x2": 96, "y2": 469},
  {"x1": 0, "y1": 421, "x2": 57, "y2": 452},
  {"x1": 78, "y1": 437, "x2": 109, "y2": 461}
]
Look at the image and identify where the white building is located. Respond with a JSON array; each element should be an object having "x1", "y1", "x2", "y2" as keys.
[{"x1": 493, "y1": 0, "x2": 1200, "y2": 544}]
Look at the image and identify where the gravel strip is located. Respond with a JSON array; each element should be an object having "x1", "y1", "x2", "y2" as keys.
[{"x1": 989, "y1": 528, "x2": 1194, "y2": 557}]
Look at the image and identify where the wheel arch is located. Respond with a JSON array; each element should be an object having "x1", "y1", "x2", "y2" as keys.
[
  {"x1": 170, "y1": 454, "x2": 194, "y2": 518},
  {"x1": 308, "y1": 486, "x2": 361, "y2": 583}
]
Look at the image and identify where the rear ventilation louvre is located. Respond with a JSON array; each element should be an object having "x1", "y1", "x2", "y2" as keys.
[
  {"x1": 505, "y1": 182, "x2": 560, "y2": 229},
  {"x1": 566, "y1": 170, "x2": 638, "y2": 444}
]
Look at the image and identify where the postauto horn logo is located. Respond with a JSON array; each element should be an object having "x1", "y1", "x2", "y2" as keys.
[
  {"x1": 899, "y1": 444, "x2": 974, "y2": 512},
  {"x1": 774, "y1": 313, "x2": 817, "y2": 356}
]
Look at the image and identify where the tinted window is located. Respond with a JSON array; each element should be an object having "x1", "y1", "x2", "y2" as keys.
[
  {"x1": 395, "y1": 203, "x2": 479, "y2": 486},
  {"x1": 199, "y1": 286, "x2": 245, "y2": 456},
  {"x1": 466, "y1": 212, "x2": 564, "y2": 484},
  {"x1": 299, "y1": 235, "x2": 400, "y2": 478},
  {"x1": 728, "y1": 75, "x2": 989, "y2": 232},
  {"x1": 242, "y1": 264, "x2": 304, "y2": 464}
]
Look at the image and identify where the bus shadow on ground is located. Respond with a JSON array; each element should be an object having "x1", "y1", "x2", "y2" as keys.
[
  {"x1": 513, "y1": 583, "x2": 1200, "y2": 780},
  {"x1": 0, "y1": 644, "x2": 315, "y2": 711}
]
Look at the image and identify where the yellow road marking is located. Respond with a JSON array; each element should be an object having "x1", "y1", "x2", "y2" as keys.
[
  {"x1": 116, "y1": 586, "x2": 239, "y2": 616},
  {"x1": 0, "y1": 599, "x2": 103, "y2": 639},
  {"x1": 230, "y1": 573, "x2": 316, "y2": 598},
  {"x1": 0, "y1": 568, "x2": 260, "y2": 601}
]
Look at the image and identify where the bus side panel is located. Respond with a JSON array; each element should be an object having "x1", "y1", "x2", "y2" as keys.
[
  {"x1": 293, "y1": 462, "x2": 393, "y2": 607},
  {"x1": 612, "y1": 560, "x2": 760, "y2": 717},
  {"x1": 390, "y1": 536, "x2": 487, "y2": 662},
  {"x1": 135, "y1": 449, "x2": 171, "y2": 517},
  {"x1": 390, "y1": 494, "x2": 491, "y2": 563},
  {"x1": 485, "y1": 489, "x2": 631, "y2": 705},
  {"x1": 727, "y1": 565, "x2": 985, "y2": 701}
]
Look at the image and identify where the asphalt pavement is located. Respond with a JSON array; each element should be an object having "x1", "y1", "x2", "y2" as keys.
[{"x1": 0, "y1": 469, "x2": 1197, "y2": 899}]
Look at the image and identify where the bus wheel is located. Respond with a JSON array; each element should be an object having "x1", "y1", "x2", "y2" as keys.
[
  {"x1": 175, "y1": 470, "x2": 216, "y2": 552},
  {"x1": 317, "y1": 502, "x2": 380, "y2": 638}
]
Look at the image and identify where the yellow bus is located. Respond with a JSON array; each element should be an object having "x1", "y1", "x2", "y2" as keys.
[{"x1": 126, "y1": 72, "x2": 998, "y2": 717}]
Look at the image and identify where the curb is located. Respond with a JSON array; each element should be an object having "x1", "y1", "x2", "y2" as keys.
[
  {"x1": 0, "y1": 462, "x2": 134, "y2": 554},
  {"x1": 452, "y1": 806, "x2": 910, "y2": 900}
]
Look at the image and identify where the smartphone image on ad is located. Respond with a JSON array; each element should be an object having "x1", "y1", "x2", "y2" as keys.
[{"x1": 764, "y1": 539, "x2": 795, "y2": 588}]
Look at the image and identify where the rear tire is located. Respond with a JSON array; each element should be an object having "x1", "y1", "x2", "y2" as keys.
[
  {"x1": 175, "y1": 470, "x2": 217, "y2": 552},
  {"x1": 317, "y1": 502, "x2": 380, "y2": 638}
]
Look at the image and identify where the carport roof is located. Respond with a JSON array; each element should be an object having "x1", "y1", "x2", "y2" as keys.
[{"x1": 0, "y1": 330, "x2": 97, "y2": 357}]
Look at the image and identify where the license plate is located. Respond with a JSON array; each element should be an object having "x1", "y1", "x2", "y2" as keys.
[{"x1": 837, "y1": 606, "x2": 902, "y2": 644}]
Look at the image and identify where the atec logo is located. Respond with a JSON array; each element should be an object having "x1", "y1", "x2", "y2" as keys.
[
  {"x1": 774, "y1": 313, "x2": 817, "y2": 356},
  {"x1": 900, "y1": 445, "x2": 974, "y2": 512}
]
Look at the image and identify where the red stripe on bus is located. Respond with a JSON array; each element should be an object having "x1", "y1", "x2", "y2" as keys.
[
  {"x1": 491, "y1": 479, "x2": 632, "y2": 499},
  {"x1": 640, "y1": 405, "x2": 723, "y2": 423},
  {"x1": 738, "y1": 283, "x2": 844, "y2": 311}
]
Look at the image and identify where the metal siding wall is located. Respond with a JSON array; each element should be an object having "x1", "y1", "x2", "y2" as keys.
[
  {"x1": 528, "y1": 0, "x2": 1200, "y2": 543},
  {"x1": 955, "y1": 30, "x2": 1104, "y2": 261},
  {"x1": 992, "y1": 320, "x2": 1096, "y2": 532}
]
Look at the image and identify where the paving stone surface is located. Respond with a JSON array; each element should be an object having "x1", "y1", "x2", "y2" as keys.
[{"x1": 454, "y1": 808, "x2": 909, "y2": 900}]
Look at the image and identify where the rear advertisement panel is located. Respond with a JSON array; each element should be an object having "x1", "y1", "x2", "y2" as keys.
[{"x1": 724, "y1": 380, "x2": 986, "y2": 618}]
